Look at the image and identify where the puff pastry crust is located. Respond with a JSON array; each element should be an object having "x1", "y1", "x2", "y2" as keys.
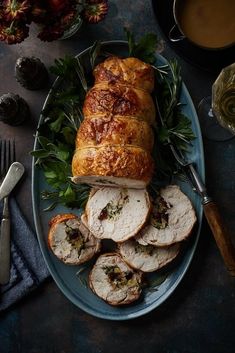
[
  {"x1": 93, "y1": 56, "x2": 155, "y2": 92},
  {"x1": 72, "y1": 56, "x2": 156, "y2": 188},
  {"x1": 72, "y1": 145, "x2": 154, "y2": 182},
  {"x1": 76, "y1": 115, "x2": 154, "y2": 151},
  {"x1": 83, "y1": 82, "x2": 156, "y2": 126}
]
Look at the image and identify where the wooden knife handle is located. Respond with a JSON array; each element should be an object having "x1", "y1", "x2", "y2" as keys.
[{"x1": 203, "y1": 201, "x2": 235, "y2": 276}]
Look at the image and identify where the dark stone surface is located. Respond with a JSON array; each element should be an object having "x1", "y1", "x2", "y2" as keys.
[{"x1": 0, "y1": 1, "x2": 235, "y2": 352}]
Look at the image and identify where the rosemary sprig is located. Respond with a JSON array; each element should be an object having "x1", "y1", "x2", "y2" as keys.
[
  {"x1": 155, "y1": 59, "x2": 195, "y2": 150},
  {"x1": 89, "y1": 40, "x2": 102, "y2": 70}
]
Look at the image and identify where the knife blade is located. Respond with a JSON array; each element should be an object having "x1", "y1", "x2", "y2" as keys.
[{"x1": 0, "y1": 162, "x2": 25, "y2": 200}]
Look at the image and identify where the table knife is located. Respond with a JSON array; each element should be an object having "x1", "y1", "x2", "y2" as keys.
[
  {"x1": 0, "y1": 162, "x2": 25, "y2": 201},
  {"x1": 155, "y1": 97, "x2": 235, "y2": 276},
  {"x1": 0, "y1": 162, "x2": 25, "y2": 284}
]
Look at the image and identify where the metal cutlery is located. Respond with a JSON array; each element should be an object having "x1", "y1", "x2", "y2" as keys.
[
  {"x1": 0, "y1": 140, "x2": 24, "y2": 285},
  {"x1": 155, "y1": 99, "x2": 235, "y2": 276},
  {"x1": 0, "y1": 162, "x2": 25, "y2": 201}
]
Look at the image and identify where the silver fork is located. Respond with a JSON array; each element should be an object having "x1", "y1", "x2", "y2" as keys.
[{"x1": 0, "y1": 140, "x2": 15, "y2": 284}]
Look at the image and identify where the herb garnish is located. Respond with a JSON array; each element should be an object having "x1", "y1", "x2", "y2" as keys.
[
  {"x1": 125, "y1": 28, "x2": 159, "y2": 65},
  {"x1": 125, "y1": 30, "x2": 195, "y2": 180}
]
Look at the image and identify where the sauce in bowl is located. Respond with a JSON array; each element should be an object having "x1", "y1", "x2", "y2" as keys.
[{"x1": 178, "y1": 0, "x2": 235, "y2": 49}]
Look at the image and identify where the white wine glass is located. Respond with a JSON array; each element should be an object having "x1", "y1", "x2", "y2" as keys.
[{"x1": 198, "y1": 63, "x2": 235, "y2": 141}]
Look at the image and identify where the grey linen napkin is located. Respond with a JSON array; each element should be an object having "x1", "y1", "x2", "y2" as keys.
[{"x1": 0, "y1": 198, "x2": 50, "y2": 312}]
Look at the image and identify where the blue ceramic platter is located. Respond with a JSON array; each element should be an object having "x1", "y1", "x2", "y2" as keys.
[{"x1": 32, "y1": 41, "x2": 204, "y2": 320}]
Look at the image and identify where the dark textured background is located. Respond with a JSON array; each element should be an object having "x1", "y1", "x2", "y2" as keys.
[{"x1": 0, "y1": 1, "x2": 235, "y2": 352}]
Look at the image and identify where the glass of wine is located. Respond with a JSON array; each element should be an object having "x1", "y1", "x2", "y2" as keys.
[{"x1": 198, "y1": 63, "x2": 235, "y2": 141}]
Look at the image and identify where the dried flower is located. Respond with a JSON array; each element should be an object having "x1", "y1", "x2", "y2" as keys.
[
  {"x1": 0, "y1": 21, "x2": 29, "y2": 44},
  {"x1": 30, "y1": 1, "x2": 47, "y2": 24},
  {"x1": 37, "y1": 24, "x2": 65, "y2": 42},
  {"x1": 2, "y1": 0, "x2": 31, "y2": 21},
  {"x1": 48, "y1": 0, "x2": 69, "y2": 13},
  {"x1": 60, "y1": 8, "x2": 78, "y2": 28},
  {"x1": 0, "y1": 0, "x2": 109, "y2": 44},
  {"x1": 82, "y1": 0, "x2": 108, "y2": 24}
]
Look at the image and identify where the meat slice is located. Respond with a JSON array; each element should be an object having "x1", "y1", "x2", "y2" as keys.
[
  {"x1": 119, "y1": 239, "x2": 180, "y2": 272},
  {"x1": 48, "y1": 214, "x2": 101, "y2": 265},
  {"x1": 85, "y1": 187, "x2": 151, "y2": 242},
  {"x1": 136, "y1": 185, "x2": 197, "y2": 246},
  {"x1": 89, "y1": 253, "x2": 143, "y2": 305}
]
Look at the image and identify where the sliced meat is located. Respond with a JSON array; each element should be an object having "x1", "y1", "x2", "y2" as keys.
[
  {"x1": 72, "y1": 145, "x2": 154, "y2": 188},
  {"x1": 89, "y1": 253, "x2": 143, "y2": 305},
  {"x1": 48, "y1": 213, "x2": 101, "y2": 265},
  {"x1": 85, "y1": 187, "x2": 151, "y2": 242},
  {"x1": 94, "y1": 56, "x2": 155, "y2": 93},
  {"x1": 119, "y1": 239, "x2": 180, "y2": 272},
  {"x1": 136, "y1": 185, "x2": 197, "y2": 246}
]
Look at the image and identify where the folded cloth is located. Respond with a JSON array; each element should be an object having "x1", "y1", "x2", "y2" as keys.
[{"x1": 0, "y1": 198, "x2": 50, "y2": 312}]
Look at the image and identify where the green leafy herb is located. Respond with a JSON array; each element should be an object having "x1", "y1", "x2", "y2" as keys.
[
  {"x1": 31, "y1": 55, "x2": 91, "y2": 210},
  {"x1": 151, "y1": 59, "x2": 195, "y2": 179},
  {"x1": 125, "y1": 28, "x2": 158, "y2": 64},
  {"x1": 156, "y1": 59, "x2": 196, "y2": 147},
  {"x1": 50, "y1": 55, "x2": 88, "y2": 92},
  {"x1": 125, "y1": 30, "x2": 195, "y2": 180}
]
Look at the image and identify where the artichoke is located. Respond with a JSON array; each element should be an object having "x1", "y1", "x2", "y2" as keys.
[
  {"x1": 15, "y1": 56, "x2": 48, "y2": 90},
  {"x1": 0, "y1": 93, "x2": 30, "y2": 126}
]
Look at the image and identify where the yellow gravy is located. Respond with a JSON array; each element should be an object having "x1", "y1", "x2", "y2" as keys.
[{"x1": 178, "y1": 0, "x2": 235, "y2": 48}]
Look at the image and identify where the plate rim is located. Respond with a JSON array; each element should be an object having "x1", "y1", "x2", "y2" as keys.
[{"x1": 32, "y1": 40, "x2": 205, "y2": 320}]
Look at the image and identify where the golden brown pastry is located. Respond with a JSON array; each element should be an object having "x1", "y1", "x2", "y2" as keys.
[
  {"x1": 93, "y1": 56, "x2": 155, "y2": 92},
  {"x1": 72, "y1": 145, "x2": 154, "y2": 188},
  {"x1": 76, "y1": 116, "x2": 154, "y2": 151},
  {"x1": 72, "y1": 56, "x2": 156, "y2": 189},
  {"x1": 83, "y1": 83, "x2": 156, "y2": 125}
]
